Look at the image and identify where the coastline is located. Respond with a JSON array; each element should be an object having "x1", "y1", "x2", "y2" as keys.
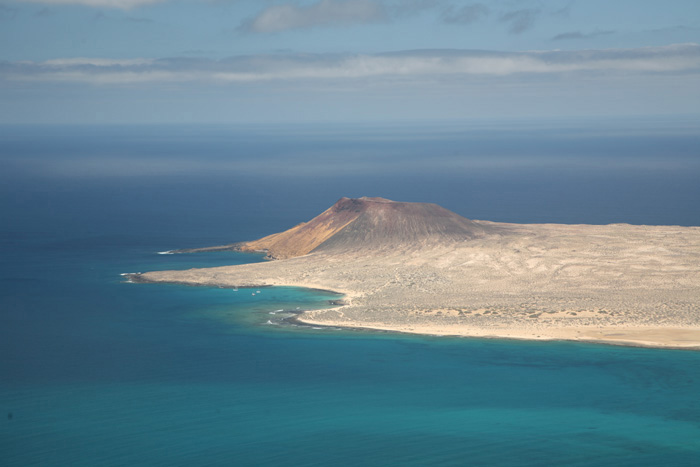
[
  {"x1": 132, "y1": 220, "x2": 700, "y2": 351},
  {"x1": 129, "y1": 273, "x2": 700, "y2": 350},
  {"x1": 291, "y1": 312, "x2": 700, "y2": 350}
]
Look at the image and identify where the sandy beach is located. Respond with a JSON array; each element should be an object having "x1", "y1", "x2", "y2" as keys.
[{"x1": 133, "y1": 203, "x2": 700, "y2": 349}]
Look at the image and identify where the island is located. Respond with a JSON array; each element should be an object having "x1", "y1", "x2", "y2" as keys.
[{"x1": 130, "y1": 197, "x2": 700, "y2": 349}]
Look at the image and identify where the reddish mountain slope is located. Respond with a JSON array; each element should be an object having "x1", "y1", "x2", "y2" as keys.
[{"x1": 238, "y1": 197, "x2": 491, "y2": 259}]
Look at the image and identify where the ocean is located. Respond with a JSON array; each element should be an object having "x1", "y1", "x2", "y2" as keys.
[{"x1": 1, "y1": 119, "x2": 700, "y2": 465}]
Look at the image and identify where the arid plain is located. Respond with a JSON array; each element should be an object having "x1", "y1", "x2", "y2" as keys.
[{"x1": 133, "y1": 197, "x2": 700, "y2": 349}]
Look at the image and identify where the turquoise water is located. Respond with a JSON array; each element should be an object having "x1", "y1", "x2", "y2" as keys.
[
  {"x1": 2, "y1": 237, "x2": 700, "y2": 466},
  {"x1": 2, "y1": 122, "x2": 700, "y2": 465}
]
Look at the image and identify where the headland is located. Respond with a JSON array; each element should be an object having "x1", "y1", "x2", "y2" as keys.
[{"x1": 131, "y1": 197, "x2": 700, "y2": 349}]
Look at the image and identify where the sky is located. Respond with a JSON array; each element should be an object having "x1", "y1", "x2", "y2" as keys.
[{"x1": 1, "y1": 0, "x2": 699, "y2": 123}]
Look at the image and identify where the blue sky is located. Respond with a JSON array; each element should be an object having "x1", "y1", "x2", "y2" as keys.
[{"x1": 1, "y1": 0, "x2": 699, "y2": 123}]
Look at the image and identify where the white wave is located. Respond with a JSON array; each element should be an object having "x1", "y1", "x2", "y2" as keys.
[{"x1": 120, "y1": 272, "x2": 140, "y2": 283}]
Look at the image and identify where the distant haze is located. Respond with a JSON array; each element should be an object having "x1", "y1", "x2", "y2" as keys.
[{"x1": 1, "y1": 120, "x2": 698, "y2": 232}]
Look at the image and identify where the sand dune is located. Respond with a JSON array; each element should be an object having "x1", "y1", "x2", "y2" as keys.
[{"x1": 133, "y1": 197, "x2": 700, "y2": 349}]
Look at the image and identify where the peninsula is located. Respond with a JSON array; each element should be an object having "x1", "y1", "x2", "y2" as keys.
[{"x1": 131, "y1": 197, "x2": 700, "y2": 349}]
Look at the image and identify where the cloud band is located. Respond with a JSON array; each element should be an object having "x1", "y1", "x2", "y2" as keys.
[{"x1": 2, "y1": 44, "x2": 699, "y2": 85}]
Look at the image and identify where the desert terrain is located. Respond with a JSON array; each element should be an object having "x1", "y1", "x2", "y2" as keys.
[{"x1": 132, "y1": 197, "x2": 700, "y2": 349}]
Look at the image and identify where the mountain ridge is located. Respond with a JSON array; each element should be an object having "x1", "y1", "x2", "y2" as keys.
[{"x1": 176, "y1": 197, "x2": 493, "y2": 259}]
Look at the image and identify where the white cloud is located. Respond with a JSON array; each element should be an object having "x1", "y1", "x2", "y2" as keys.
[
  {"x1": 15, "y1": 0, "x2": 165, "y2": 9},
  {"x1": 442, "y1": 3, "x2": 489, "y2": 25},
  {"x1": 388, "y1": 0, "x2": 441, "y2": 17},
  {"x1": 553, "y1": 30, "x2": 616, "y2": 41},
  {"x1": 42, "y1": 57, "x2": 156, "y2": 66},
  {"x1": 242, "y1": 0, "x2": 386, "y2": 33},
  {"x1": 3, "y1": 44, "x2": 699, "y2": 85},
  {"x1": 500, "y1": 8, "x2": 540, "y2": 34}
]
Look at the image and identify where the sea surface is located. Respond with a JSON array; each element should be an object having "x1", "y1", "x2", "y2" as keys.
[{"x1": 2, "y1": 119, "x2": 700, "y2": 465}]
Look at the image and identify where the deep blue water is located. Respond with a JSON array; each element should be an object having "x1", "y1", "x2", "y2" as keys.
[{"x1": 2, "y1": 120, "x2": 700, "y2": 465}]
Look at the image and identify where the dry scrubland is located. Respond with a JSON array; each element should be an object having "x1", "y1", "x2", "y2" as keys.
[{"x1": 135, "y1": 198, "x2": 700, "y2": 349}]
